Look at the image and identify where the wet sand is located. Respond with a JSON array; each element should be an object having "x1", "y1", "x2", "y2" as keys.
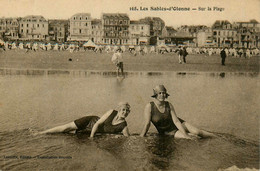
[{"x1": 0, "y1": 50, "x2": 259, "y2": 73}]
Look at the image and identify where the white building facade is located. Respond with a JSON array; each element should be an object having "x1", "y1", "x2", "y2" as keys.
[{"x1": 68, "y1": 13, "x2": 92, "y2": 41}]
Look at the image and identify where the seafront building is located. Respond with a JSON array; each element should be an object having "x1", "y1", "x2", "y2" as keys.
[
  {"x1": 162, "y1": 26, "x2": 177, "y2": 44},
  {"x1": 90, "y1": 19, "x2": 103, "y2": 44},
  {"x1": 19, "y1": 15, "x2": 48, "y2": 40},
  {"x1": 101, "y1": 13, "x2": 130, "y2": 45},
  {"x1": 0, "y1": 13, "x2": 259, "y2": 48},
  {"x1": 0, "y1": 18, "x2": 6, "y2": 38},
  {"x1": 185, "y1": 25, "x2": 213, "y2": 47},
  {"x1": 68, "y1": 13, "x2": 92, "y2": 41},
  {"x1": 0, "y1": 18, "x2": 19, "y2": 40},
  {"x1": 129, "y1": 20, "x2": 150, "y2": 45},
  {"x1": 139, "y1": 17, "x2": 165, "y2": 45},
  {"x1": 48, "y1": 19, "x2": 69, "y2": 42},
  {"x1": 234, "y1": 20, "x2": 260, "y2": 48},
  {"x1": 162, "y1": 26, "x2": 194, "y2": 46},
  {"x1": 196, "y1": 28, "x2": 214, "y2": 47},
  {"x1": 211, "y1": 20, "x2": 239, "y2": 48}
]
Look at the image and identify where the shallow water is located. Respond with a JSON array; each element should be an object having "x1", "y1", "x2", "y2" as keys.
[{"x1": 0, "y1": 71, "x2": 259, "y2": 171}]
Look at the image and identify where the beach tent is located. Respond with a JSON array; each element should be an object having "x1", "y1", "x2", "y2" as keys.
[
  {"x1": 157, "y1": 44, "x2": 169, "y2": 53},
  {"x1": 83, "y1": 40, "x2": 96, "y2": 47}
]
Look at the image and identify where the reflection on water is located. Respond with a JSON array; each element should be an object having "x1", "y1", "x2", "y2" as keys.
[
  {"x1": 0, "y1": 68, "x2": 258, "y2": 78},
  {"x1": 145, "y1": 136, "x2": 176, "y2": 170},
  {"x1": 220, "y1": 72, "x2": 226, "y2": 78}
]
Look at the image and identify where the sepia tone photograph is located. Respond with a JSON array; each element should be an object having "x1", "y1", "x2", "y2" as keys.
[{"x1": 0, "y1": 0, "x2": 259, "y2": 170}]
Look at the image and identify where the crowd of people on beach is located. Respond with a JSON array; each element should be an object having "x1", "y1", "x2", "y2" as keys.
[{"x1": 0, "y1": 40, "x2": 259, "y2": 58}]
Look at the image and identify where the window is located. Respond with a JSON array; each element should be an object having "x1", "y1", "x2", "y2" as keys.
[
  {"x1": 21, "y1": 29, "x2": 23, "y2": 33},
  {"x1": 86, "y1": 17, "x2": 88, "y2": 20},
  {"x1": 79, "y1": 29, "x2": 81, "y2": 33},
  {"x1": 86, "y1": 23, "x2": 88, "y2": 26},
  {"x1": 43, "y1": 24, "x2": 44, "y2": 27},
  {"x1": 27, "y1": 29, "x2": 29, "y2": 33},
  {"x1": 37, "y1": 24, "x2": 39, "y2": 27},
  {"x1": 27, "y1": 24, "x2": 29, "y2": 27},
  {"x1": 80, "y1": 17, "x2": 81, "y2": 20},
  {"x1": 141, "y1": 26, "x2": 144, "y2": 30},
  {"x1": 21, "y1": 24, "x2": 23, "y2": 27}
]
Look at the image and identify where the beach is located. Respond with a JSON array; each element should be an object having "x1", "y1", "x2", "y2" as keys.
[{"x1": 0, "y1": 50, "x2": 259, "y2": 73}]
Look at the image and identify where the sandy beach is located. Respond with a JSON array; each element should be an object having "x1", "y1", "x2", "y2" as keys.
[{"x1": 0, "y1": 50, "x2": 259, "y2": 73}]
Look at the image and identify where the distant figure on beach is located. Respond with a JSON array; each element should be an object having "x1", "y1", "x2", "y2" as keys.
[
  {"x1": 36, "y1": 102, "x2": 131, "y2": 138},
  {"x1": 111, "y1": 48, "x2": 124, "y2": 77},
  {"x1": 177, "y1": 46, "x2": 183, "y2": 64},
  {"x1": 140, "y1": 85, "x2": 216, "y2": 139},
  {"x1": 220, "y1": 48, "x2": 227, "y2": 66},
  {"x1": 183, "y1": 47, "x2": 188, "y2": 64}
]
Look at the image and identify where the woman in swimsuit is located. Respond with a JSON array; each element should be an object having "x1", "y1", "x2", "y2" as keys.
[
  {"x1": 140, "y1": 85, "x2": 215, "y2": 139},
  {"x1": 37, "y1": 102, "x2": 131, "y2": 138}
]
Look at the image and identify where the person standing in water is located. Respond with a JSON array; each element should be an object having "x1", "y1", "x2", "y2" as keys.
[
  {"x1": 111, "y1": 48, "x2": 124, "y2": 77},
  {"x1": 37, "y1": 102, "x2": 131, "y2": 138},
  {"x1": 140, "y1": 85, "x2": 216, "y2": 139}
]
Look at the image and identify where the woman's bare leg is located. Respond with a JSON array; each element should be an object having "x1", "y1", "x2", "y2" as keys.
[
  {"x1": 182, "y1": 122, "x2": 216, "y2": 138},
  {"x1": 38, "y1": 122, "x2": 77, "y2": 134}
]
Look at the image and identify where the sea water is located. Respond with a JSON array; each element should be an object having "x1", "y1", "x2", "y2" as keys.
[{"x1": 0, "y1": 71, "x2": 259, "y2": 171}]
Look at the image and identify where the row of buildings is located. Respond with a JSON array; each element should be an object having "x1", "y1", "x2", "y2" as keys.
[{"x1": 0, "y1": 13, "x2": 259, "y2": 48}]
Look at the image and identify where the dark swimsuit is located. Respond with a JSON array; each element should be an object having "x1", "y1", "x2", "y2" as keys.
[
  {"x1": 150, "y1": 101, "x2": 185, "y2": 135},
  {"x1": 74, "y1": 110, "x2": 127, "y2": 134}
]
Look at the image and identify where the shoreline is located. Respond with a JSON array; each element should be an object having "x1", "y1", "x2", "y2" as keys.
[{"x1": 0, "y1": 67, "x2": 258, "y2": 77}]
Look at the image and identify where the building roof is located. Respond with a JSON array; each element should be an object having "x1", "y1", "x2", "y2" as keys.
[
  {"x1": 165, "y1": 26, "x2": 176, "y2": 31},
  {"x1": 91, "y1": 19, "x2": 101, "y2": 25},
  {"x1": 71, "y1": 13, "x2": 91, "y2": 17},
  {"x1": 236, "y1": 19, "x2": 259, "y2": 24},
  {"x1": 172, "y1": 31, "x2": 193, "y2": 38},
  {"x1": 102, "y1": 13, "x2": 129, "y2": 20},
  {"x1": 212, "y1": 20, "x2": 231, "y2": 28},
  {"x1": 142, "y1": 17, "x2": 165, "y2": 23},
  {"x1": 130, "y1": 20, "x2": 150, "y2": 25},
  {"x1": 49, "y1": 19, "x2": 69, "y2": 25},
  {"x1": 130, "y1": 20, "x2": 139, "y2": 24},
  {"x1": 70, "y1": 13, "x2": 91, "y2": 21},
  {"x1": 23, "y1": 15, "x2": 47, "y2": 21}
]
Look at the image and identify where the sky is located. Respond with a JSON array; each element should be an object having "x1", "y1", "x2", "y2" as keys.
[{"x1": 0, "y1": 0, "x2": 260, "y2": 28}]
